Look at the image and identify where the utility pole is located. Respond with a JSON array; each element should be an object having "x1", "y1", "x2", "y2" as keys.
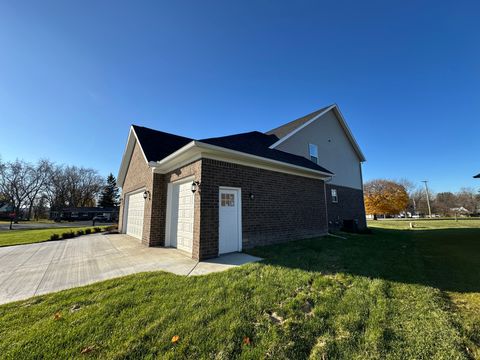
[{"x1": 422, "y1": 180, "x2": 432, "y2": 218}]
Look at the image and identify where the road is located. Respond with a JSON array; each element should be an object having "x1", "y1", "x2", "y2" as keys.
[{"x1": 0, "y1": 221, "x2": 116, "y2": 231}]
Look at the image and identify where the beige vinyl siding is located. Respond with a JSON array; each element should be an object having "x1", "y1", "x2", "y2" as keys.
[{"x1": 273, "y1": 110, "x2": 363, "y2": 190}]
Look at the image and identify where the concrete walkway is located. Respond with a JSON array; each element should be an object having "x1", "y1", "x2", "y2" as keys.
[{"x1": 0, "y1": 234, "x2": 261, "y2": 305}]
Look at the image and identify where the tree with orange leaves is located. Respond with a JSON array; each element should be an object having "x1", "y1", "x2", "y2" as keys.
[{"x1": 364, "y1": 179, "x2": 409, "y2": 219}]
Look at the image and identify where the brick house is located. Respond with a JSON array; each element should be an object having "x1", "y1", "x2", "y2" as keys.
[{"x1": 117, "y1": 104, "x2": 366, "y2": 260}]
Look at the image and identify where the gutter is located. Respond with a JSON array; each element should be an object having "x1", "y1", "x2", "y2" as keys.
[{"x1": 150, "y1": 140, "x2": 334, "y2": 179}]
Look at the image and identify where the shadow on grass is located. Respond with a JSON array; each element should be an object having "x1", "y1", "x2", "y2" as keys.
[{"x1": 248, "y1": 227, "x2": 480, "y2": 293}]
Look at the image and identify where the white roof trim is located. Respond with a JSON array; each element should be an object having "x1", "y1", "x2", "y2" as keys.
[
  {"x1": 269, "y1": 104, "x2": 366, "y2": 162},
  {"x1": 151, "y1": 140, "x2": 333, "y2": 179},
  {"x1": 268, "y1": 105, "x2": 335, "y2": 149},
  {"x1": 117, "y1": 126, "x2": 150, "y2": 188}
]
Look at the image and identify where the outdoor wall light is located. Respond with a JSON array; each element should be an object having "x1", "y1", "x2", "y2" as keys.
[
  {"x1": 143, "y1": 190, "x2": 151, "y2": 200},
  {"x1": 191, "y1": 181, "x2": 200, "y2": 194},
  {"x1": 249, "y1": 192, "x2": 254, "y2": 200}
]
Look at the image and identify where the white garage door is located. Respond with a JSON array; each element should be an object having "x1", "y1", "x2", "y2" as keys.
[
  {"x1": 125, "y1": 191, "x2": 145, "y2": 240},
  {"x1": 170, "y1": 181, "x2": 194, "y2": 253}
]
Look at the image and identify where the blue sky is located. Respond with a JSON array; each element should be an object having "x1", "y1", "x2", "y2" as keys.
[{"x1": 0, "y1": 0, "x2": 479, "y2": 193}]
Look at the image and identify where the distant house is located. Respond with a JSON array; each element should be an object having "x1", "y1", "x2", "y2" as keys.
[
  {"x1": 0, "y1": 202, "x2": 14, "y2": 219},
  {"x1": 451, "y1": 207, "x2": 470, "y2": 215},
  {"x1": 50, "y1": 207, "x2": 119, "y2": 222}
]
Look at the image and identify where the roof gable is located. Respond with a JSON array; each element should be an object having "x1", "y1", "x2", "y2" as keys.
[
  {"x1": 266, "y1": 104, "x2": 366, "y2": 162},
  {"x1": 266, "y1": 105, "x2": 332, "y2": 139},
  {"x1": 475, "y1": 173, "x2": 480, "y2": 178},
  {"x1": 132, "y1": 125, "x2": 192, "y2": 162},
  {"x1": 117, "y1": 125, "x2": 193, "y2": 187}
]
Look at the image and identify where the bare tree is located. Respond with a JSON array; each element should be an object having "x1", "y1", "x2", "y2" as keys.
[
  {"x1": 45, "y1": 165, "x2": 104, "y2": 211},
  {"x1": 0, "y1": 159, "x2": 56, "y2": 220},
  {"x1": 398, "y1": 178, "x2": 418, "y2": 217},
  {"x1": 0, "y1": 156, "x2": 5, "y2": 203},
  {"x1": 25, "y1": 159, "x2": 54, "y2": 220},
  {"x1": 456, "y1": 187, "x2": 479, "y2": 213},
  {"x1": 0, "y1": 160, "x2": 34, "y2": 218},
  {"x1": 32, "y1": 193, "x2": 49, "y2": 220},
  {"x1": 410, "y1": 188, "x2": 435, "y2": 216},
  {"x1": 435, "y1": 192, "x2": 457, "y2": 216}
]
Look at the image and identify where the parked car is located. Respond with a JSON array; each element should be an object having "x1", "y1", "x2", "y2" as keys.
[{"x1": 92, "y1": 215, "x2": 109, "y2": 222}]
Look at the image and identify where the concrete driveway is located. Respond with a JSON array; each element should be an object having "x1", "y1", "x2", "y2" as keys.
[{"x1": 0, "y1": 234, "x2": 261, "y2": 304}]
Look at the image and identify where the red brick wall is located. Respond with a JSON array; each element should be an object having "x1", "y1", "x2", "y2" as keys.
[
  {"x1": 120, "y1": 148, "x2": 330, "y2": 260},
  {"x1": 325, "y1": 183, "x2": 367, "y2": 230},
  {"x1": 120, "y1": 141, "x2": 202, "y2": 252},
  {"x1": 119, "y1": 142, "x2": 154, "y2": 246},
  {"x1": 199, "y1": 158, "x2": 328, "y2": 259}
]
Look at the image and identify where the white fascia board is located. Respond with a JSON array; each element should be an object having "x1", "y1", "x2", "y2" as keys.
[
  {"x1": 152, "y1": 140, "x2": 333, "y2": 179},
  {"x1": 268, "y1": 105, "x2": 336, "y2": 149},
  {"x1": 117, "y1": 127, "x2": 136, "y2": 188},
  {"x1": 269, "y1": 104, "x2": 366, "y2": 163},
  {"x1": 117, "y1": 126, "x2": 151, "y2": 188},
  {"x1": 331, "y1": 106, "x2": 366, "y2": 162}
]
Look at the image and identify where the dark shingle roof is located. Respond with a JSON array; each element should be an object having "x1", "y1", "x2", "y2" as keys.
[
  {"x1": 200, "y1": 132, "x2": 333, "y2": 174},
  {"x1": 132, "y1": 125, "x2": 333, "y2": 174},
  {"x1": 132, "y1": 125, "x2": 192, "y2": 162},
  {"x1": 266, "y1": 105, "x2": 333, "y2": 139}
]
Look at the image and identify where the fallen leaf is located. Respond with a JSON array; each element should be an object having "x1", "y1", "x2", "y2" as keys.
[
  {"x1": 243, "y1": 336, "x2": 251, "y2": 345},
  {"x1": 171, "y1": 335, "x2": 180, "y2": 344},
  {"x1": 80, "y1": 345, "x2": 95, "y2": 354},
  {"x1": 269, "y1": 312, "x2": 284, "y2": 324},
  {"x1": 54, "y1": 312, "x2": 62, "y2": 320},
  {"x1": 70, "y1": 304, "x2": 81, "y2": 313}
]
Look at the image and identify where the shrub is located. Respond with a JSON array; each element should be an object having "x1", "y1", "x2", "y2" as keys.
[
  {"x1": 85, "y1": 228, "x2": 92, "y2": 235},
  {"x1": 105, "y1": 225, "x2": 118, "y2": 233},
  {"x1": 61, "y1": 231, "x2": 75, "y2": 239},
  {"x1": 93, "y1": 227, "x2": 102, "y2": 233},
  {"x1": 76, "y1": 230, "x2": 85, "y2": 236},
  {"x1": 50, "y1": 233, "x2": 60, "y2": 241}
]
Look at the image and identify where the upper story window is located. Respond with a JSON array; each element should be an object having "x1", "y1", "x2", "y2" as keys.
[
  {"x1": 331, "y1": 188, "x2": 338, "y2": 203},
  {"x1": 309, "y1": 143, "x2": 318, "y2": 163}
]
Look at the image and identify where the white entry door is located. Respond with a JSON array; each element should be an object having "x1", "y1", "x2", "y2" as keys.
[
  {"x1": 125, "y1": 190, "x2": 145, "y2": 240},
  {"x1": 219, "y1": 187, "x2": 242, "y2": 254},
  {"x1": 170, "y1": 180, "x2": 195, "y2": 253}
]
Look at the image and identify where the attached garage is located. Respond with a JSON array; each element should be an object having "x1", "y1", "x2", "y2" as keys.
[
  {"x1": 166, "y1": 178, "x2": 195, "y2": 254},
  {"x1": 118, "y1": 120, "x2": 340, "y2": 260},
  {"x1": 124, "y1": 190, "x2": 145, "y2": 240}
]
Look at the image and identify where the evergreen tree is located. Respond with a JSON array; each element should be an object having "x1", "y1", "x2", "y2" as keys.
[{"x1": 99, "y1": 173, "x2": 120, "y2": 208}]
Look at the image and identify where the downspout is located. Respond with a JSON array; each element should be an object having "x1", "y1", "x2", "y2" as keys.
[{"x1": 323, "y1": 176, "x2": 333, "y2": 233}]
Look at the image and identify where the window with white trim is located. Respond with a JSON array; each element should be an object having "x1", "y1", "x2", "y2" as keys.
[
  {"x1": 331, "y1": 189, "x2": 338, "y2": 203},
  {"x1": 309, "y1": 143, "x2": 318, "y2": 163}
]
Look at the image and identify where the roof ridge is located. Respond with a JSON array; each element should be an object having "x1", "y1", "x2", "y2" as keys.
[
  {"x1": 132, "y1": 124, "x2": 193, "y2": 141},
  {"x1": 265, "y1": 104, "x2": 334, "y2": 138}
]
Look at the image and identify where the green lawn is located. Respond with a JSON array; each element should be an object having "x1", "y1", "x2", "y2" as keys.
[
  {"x1": 0, "y1": 226, "x2": 108, "y2": 247},
  {"x1": 0, "y1": 220, "x2": 479, "y2": 359}
]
